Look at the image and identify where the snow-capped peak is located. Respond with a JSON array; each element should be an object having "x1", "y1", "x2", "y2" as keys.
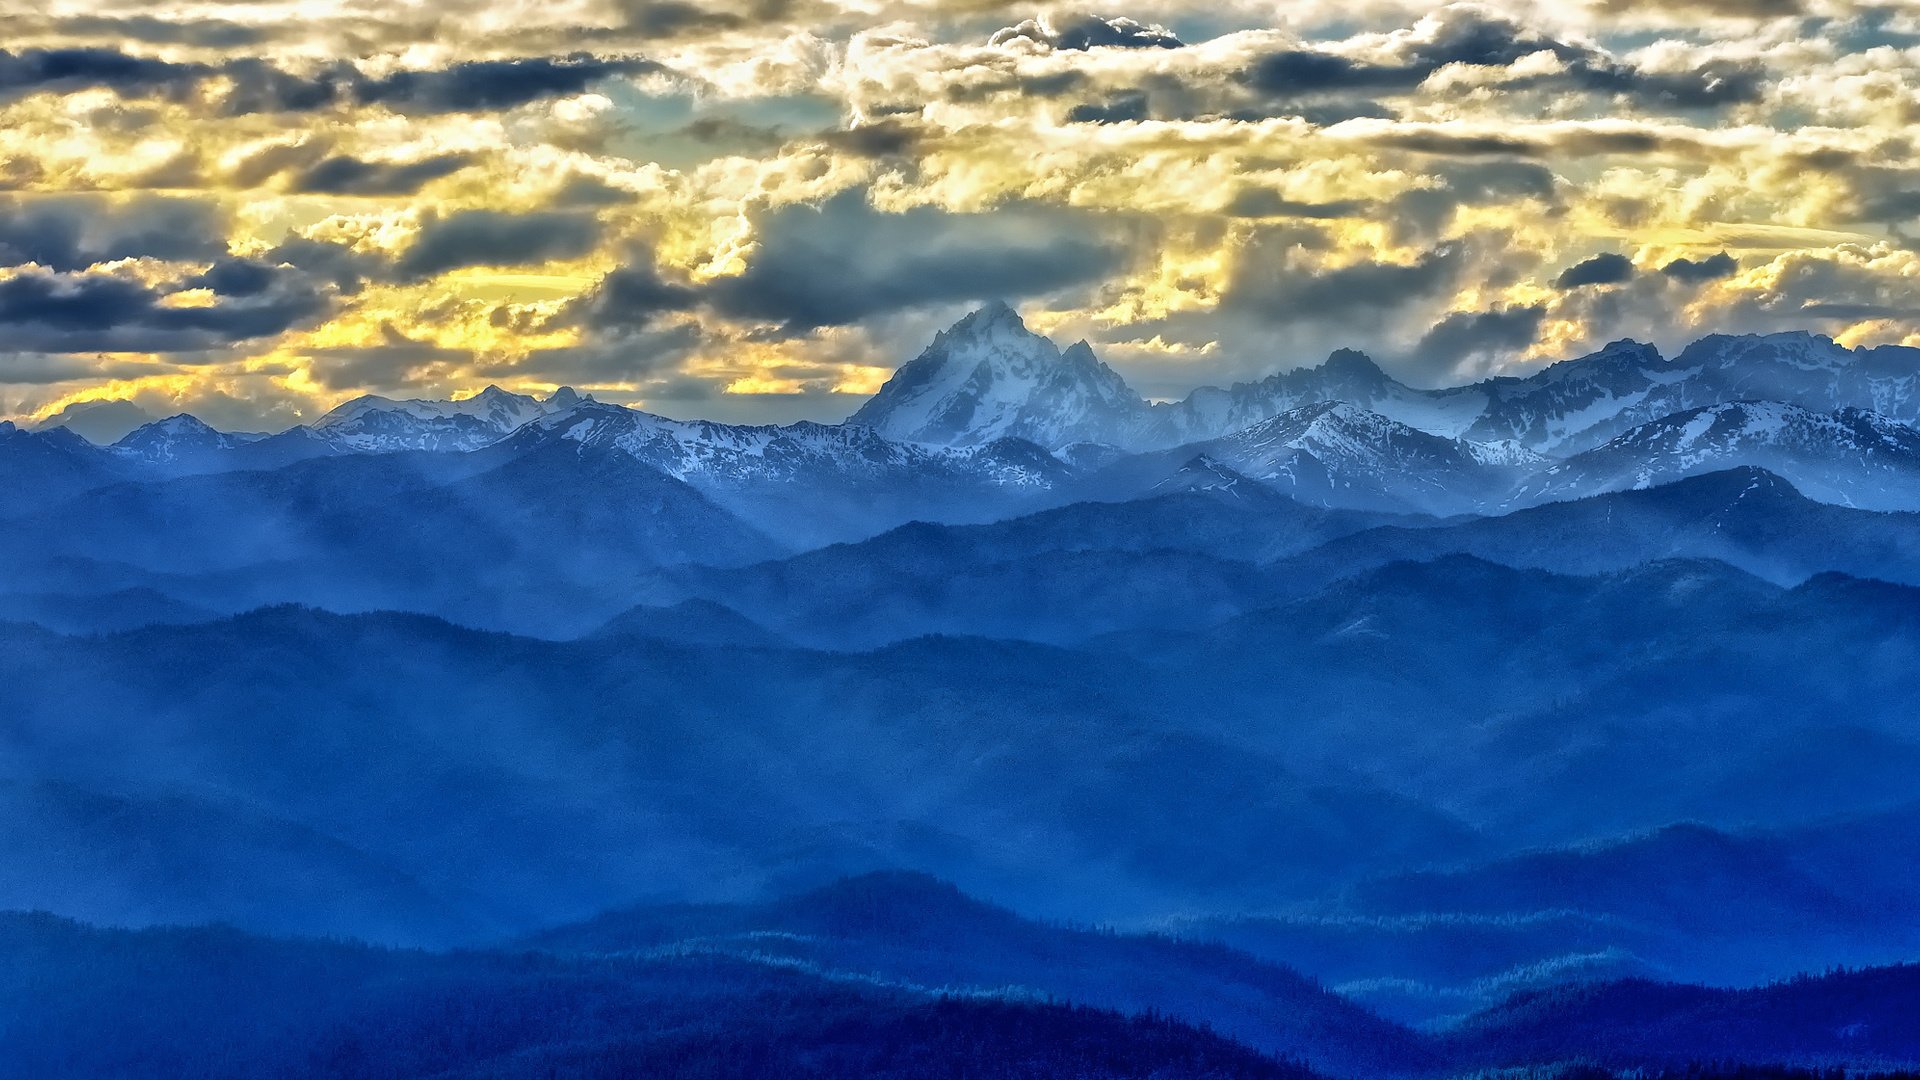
[
  {"x1": 110, "y1": 413, "x2": 253, "y2": 464},
  {"x1": 847, "y1": 303, "x2": 1147, "y2": 450},
  {"x1": 140, "y1": 414, "x2": 220, "y2": 438},
  {"x1": 1511, "y1": 399, "x2": 1920, "y2": 511},
  {"x1": 310, "y1": 384, "x2": 588, "y2": 453}
]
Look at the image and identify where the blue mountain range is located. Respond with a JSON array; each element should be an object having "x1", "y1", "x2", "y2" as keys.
[{"x1": 5, "y1": 305, "x2": 1920, "y2": 1078}]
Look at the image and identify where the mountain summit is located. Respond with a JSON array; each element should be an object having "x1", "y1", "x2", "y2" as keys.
[
  {"x1": 311, "y1": 385, "x2": 591, "y2": 453},
  {"x1": 848, "y1": 302, "x2": 1146, "y2": 449}
]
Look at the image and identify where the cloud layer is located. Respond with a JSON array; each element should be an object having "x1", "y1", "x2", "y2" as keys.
[{"x1": 2, "y1": 0, "x2": 1918, "y2": 426}]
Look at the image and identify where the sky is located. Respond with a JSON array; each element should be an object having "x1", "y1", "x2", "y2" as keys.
[{"x1": 2, "y1": 0, "x2": 1919, "y2": 431}]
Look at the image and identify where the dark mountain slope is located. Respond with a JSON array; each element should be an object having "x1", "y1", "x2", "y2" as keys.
[
  {"x1": 0, "y1": 609, "x2": 1474, "y2": 936},
  {"x1": 1454, "y1": 963, "x2": 1920, "y2": 1071},
  {"x1": 1272, "y1": 468, "x2": 1920, "y2": 590},
  {"x1": 0, "y1": 911, "x2": 1319, "y2": 1080},
  {"x1": 521, "y1": 871, "x2": 1436, "y2": 1077},
  {"x1": 0, "y1": 444, "x2": 781, "y2": 635}
]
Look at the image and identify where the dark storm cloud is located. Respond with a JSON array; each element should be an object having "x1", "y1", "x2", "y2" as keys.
[
  {"x1": 612, "y1": 0, "x2": 756, "y2": 36},
  {"x1": 258, "y1": 237, "x2": 390, "y2": 295},
  {"x1": 566, "y1": 259, "x2": 702, "y2": 331},
  {"x1": 562, "y1": 191, "x2": 1138, "y2": 338},
  {"x1": 0, "y1": 14, "x2": 271, "y2": 49},
  {"x1": 1720, "y1": 253, "x2": 1920, "y2": 329},
  {"x1": 0, "y1": 268, "x2": 328, "y2": 353},
  {"x1": 218, "y1": 59, "x2": 356, "y2": 114},
  {"x1": 817, "y1": 120, "x2": 923, "y2": 158},
  {"x1": 0, "y1": 47, "x2": 662, "y2": 116},
  {"x1": 1555, "y1": 253, "x2": 1637, "y2": 288},
  {"x1": 1245, "y1": 50, "x2": 1414, "y2": 96},
  {"x1": 1439, "y1": 160, "x2": 1560, "y2": 202},
  {"x1": 1383, "y1": 160, "x2": 1561, "y2": 241},
  {"x1": 549, "y1": 174, "x2": 637, "y2": 209},
  {"x1": 1222, "y1": 239, "x2": 1466, "y2": 323},
  {"x1": 1411, "y1": 303, "x2": 1547, "y2": 369},
  {"x1": 1661, "y1": 252, "x2": 1738, "y2": 282},
  {"x1": 1221, "y1": 189, "x2": 1370, "y2": 219},
  {"x1": 0, "y1": 353, "x2": 154, "y2": 384},
  {"x1": 1229, "y1": 100, "x2": 1397, "y2": 126},
  {"x1": 606, "y1": 0, "x2": 799, "y2": 37},
  {"x1": 351, "y1": 54, "x2": 664, "y2": 113},
  {"x1": 1367, "y1": 129, "x2": 1539, "y2": 156},
  {"x1": 300, "y1": 324, "x2": 476, "y2": 391},
  {"x1": 1576, "y1": 61, "x2": 1766, "y2": 108},
  {"x1": 1589, "y1": 0, "x2": 1807, "y2": 15},
  {"x1": 512, "y1": 320, "x2": 708, "y2": 382},
  {"x1": 0, "y1": 196, "x2": 227, "y2": 271},
  {"x1": 0, "y1": 47, "x2": 204, "y2": 103},
  {"x1": 702, "y1": 191, "x2": 1134, "y2": 330},
  {"x1": 1066, "y1": 92, "x2": 1150, "y2": 124},
  {"x1": 188, "y1": 257, "x2": 281, "y2": 297},
  {"x1": 1821, "y1": 165, "x2": 1920, "y2": 224},
  {"x1": 394, "y1": 210, "x2": 604, "y2": 279},
  {"x1": 944, "y1": 68, "x2": 1089, "y2": 105},
  {"x1": 1242, "y1": 9, "x2": 1765, "y2": 110},
  {"x1": 990, "y1": 14, "x2": 1183, "y2": 51},
  {"x1": 286, "y1": 153, "x2": 480, "y2": 196}
]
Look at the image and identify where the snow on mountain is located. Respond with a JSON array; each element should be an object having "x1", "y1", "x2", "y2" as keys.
[
  {"x1": 0, "y1": 420, "x2": 132, "y2": 516},
  {"x1": 311, "y1": 385, "x2": 590, "y2": 452},
  {"x1": 1462, "y1": 439, "x2": 1551, "y2": 469},
  {"x1": 848, "y1": 309, "x2": 1920, "y2": 463},
  {"x1": 1140, "y1": 350, "x2": 1493, "y2": 447},
  {"x1": 1147, "y1": 455, "x2": 1293, "y2": 508},
  {"x1": 1366, "y1": 332, "x2": 1920, "y2": 455},
  {"x1": 111, "y1": 415, "x2": 261, "y2": 465},
  {"x1": 1191, "y1": 401, "x2": 1529, "y2": 515},
  {"x1": 1513, "y1": 400, "x2": 1920, "y2": 511},
  {"x1": 848, "y1": 301, "x2": 1145, "y2": 449},
  {"x1": 512, "y1": 400, "x2": 1070, "y2": 491}
]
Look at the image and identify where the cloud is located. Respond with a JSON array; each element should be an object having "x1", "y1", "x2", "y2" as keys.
[
  {"x1": 1222, "y1": 238, "x2": 1467, "y2": 324},
  {"x1": 2, "y1": 0, "x2": 1916, "y2": 429},
  {"x1": 1555, "y1": 252, "x2": 1637, "y2": 288},
  {"x1": 0, "y1": 14, "x2": 271, "y2": 49},
  {"x1": 0, "y1": 267, "x2": 329, "y2": 353},
  {"x1": 1066, "y1": 92, "x2": 1151, "y2": 124},
  {"x1": 608, "y1": 0, "x2": 800, "y2": 37},
  {"x1": 1411, "y1": 303, "x2": 1547, "y2": 372},
  {"x1": 0, "y1": 47, "x2": 203, "y2": 103},
  {"x1": 0, "y1": 353, "x2": 156, "y2": 385},
  {"x1": 395, "y1": 210, "x2": 604, "y2": 279},
  {"x1": 258, "y1": 237, "x2": 390, "y2": 295},
  {"x1": 0, "y1": 196, "x2": 227, "y2": 271},
  {"x1": 188, "y1": 257, "x2": 281, "y2": 297},
  {"x1": 285, "y1": 153, "x2": 480, "y2": 196},
  {"x1": 1222, "y1": 189, "x2": 1370, "y2": 219},
  {"x1": 1242, "y1": 7, "x2": 1766, "y2": 110},
  {"x1": 352, "y1": 55, "x2": 665, "y2": 114},
  {"x1": 990, "y1": 13, "x2": 1183, "y2": 51},
  {"x1": 568, "y1": 259, "x2": 702, "y2": 331},
  {"x1": 816, "y1": 119, "x2": 923, "y2": 157},
  {"x1": 1587, "y1": 0, "x2": 1807, "y2": 18},
  {"x1": 512, "y1": 320, "x2": 707, "y2": 382},
  {"x1": 299, "y1": 323, "x2": 477, "y2": 392},
  {"x1": 1661, "y1": 252, "x2": 1738, "y2": 282},
  {"x1": 0, "y1": 47, "x2": 667, "y2": 117},
  {"x1": 701, "y1": 190, "x2": 1137, "y2": 330}
]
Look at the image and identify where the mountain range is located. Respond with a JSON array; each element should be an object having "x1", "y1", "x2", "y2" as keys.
[
  {"x1": 7, "y1": 303, "x2": 1920, "y2": 1077},
  {"x1": 14, "y1": 304, "x2": 1920, "y2": 533},
  {"x1": 8, "y1": 871, "x2": 1920, "y2": 1080}
]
